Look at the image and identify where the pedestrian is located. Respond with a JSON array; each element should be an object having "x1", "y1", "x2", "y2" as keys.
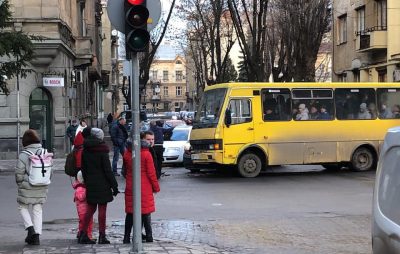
[
  {"x1": 110, "y1": 116, "x2": 128, "y2": 176},
  {"x1": 15, "y1": 129, "x2": 49, "y2": 245},
  {"x1": 79, "y1": 128, "x2": 119, "y2": 244},
  {"x1": 73, "y1": 170, "x2": 93, "y2": 242},
  {"x1": 107, "y1": 113, "x2": 113, "y2": 125},
  {"x1": 150, "y1": 121, "x2": 164, "y2": 179},
  {"x1": 122, "y1": 138, "x2": 160, "y2": 244},
  {"x1": 75, "y1": 119, "x2": 87, "y2": 137},
  {"x1": 66, "y1": 119, "x2": 78, "y2": 146}
]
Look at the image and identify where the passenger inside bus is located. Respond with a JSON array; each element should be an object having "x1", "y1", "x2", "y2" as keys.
[
  {"x1": 358, "y1": 103, "x2": 372, "y2": 119},
  {"x1": 309, "y1": 105, "x2": 320, "y2": 120},
  {"x1": 379, "y1": 103, "x2": 393, "y2": 119},
  {"x1": 318, "y1": 105, "x2": 331, "y2": 120},
  {"x1": 296, "y1": 104, "x2": 309, "y2": 120},
  {"x1": 392, "y1": 104, "x2": 400, "y2": 118}
]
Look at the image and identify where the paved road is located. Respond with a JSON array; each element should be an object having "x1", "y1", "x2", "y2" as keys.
[{"x1": 0, "y1": 165, "x2": 374, "y2": 253}]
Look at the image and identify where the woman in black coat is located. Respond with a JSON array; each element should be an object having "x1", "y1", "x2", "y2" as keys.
[{"x1": 79, "y1": 128, "x2": 118, "y2": 244}]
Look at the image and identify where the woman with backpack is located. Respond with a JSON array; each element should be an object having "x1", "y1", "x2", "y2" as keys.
[{"x1": 15, "y1": 129, "x2": 50, "y2": 245}]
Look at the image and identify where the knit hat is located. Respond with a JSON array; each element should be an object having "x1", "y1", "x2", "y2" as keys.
[
  {"x1": 91, "y1": 128, "x2": 104, "y2": 141},
  {"x1": 298, "y1": 103, "x2": 306, "y2": 110},
  {"x1": 360, "y1": 103, "x2": 367, "y2": 109},
  {"x1": 77, "y1": 170, "x2": 84, "y2": 184}
]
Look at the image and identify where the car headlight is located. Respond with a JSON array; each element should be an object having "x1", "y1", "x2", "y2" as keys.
[{"x1": 184, "y1": 143, "x2": 191, "y2": 151}]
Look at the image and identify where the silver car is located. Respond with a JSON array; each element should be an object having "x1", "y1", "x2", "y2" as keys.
[
  {"x1": 373, "y1": 126, "x2": 400, "y2": 254},
  {"x1": 163, "y1": 125, "x2": 192, "y2": 164}
]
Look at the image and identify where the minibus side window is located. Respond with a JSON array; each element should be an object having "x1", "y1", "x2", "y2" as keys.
[
  {"x1": 261, "y1": 88, "x2": 291, "y2": 121},
  {"x1": 292, "y1": 89, "x2": 334, "y2": 121},
  {"x1": 228, "y1": 99, "x2": 252, "y2": 125},
  {"x1": 377, "y1": 88, "x2": 400, "y2": 119},
  {"x1": 335, "y1": 88, "x2": 376, "y2": 120}
]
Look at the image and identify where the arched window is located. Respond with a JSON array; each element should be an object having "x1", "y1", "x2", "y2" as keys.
[{"x1": 175, "y1": 60, "x2": 182, "y2": 64}]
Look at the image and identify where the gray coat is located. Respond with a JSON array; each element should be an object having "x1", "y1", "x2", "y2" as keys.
[{"x1": 15, "y1": 144, "x2": 49, "y2": 205}]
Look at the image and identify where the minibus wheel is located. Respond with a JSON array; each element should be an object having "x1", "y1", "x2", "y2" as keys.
[
  {"x1": 237, "y1": 153, "x2": 262, "y2": 178},
  {"x1": 351, "y1": 147, "x2": 375, "y2": 172}
]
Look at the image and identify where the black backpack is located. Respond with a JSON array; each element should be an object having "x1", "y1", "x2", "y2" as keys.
[{"x1": 64, "y1": 150, "x2": 79, "y2": 177}]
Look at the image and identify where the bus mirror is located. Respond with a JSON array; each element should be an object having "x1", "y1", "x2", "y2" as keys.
[{"x1": 225, "y1": 108, "x2": 232, "y2": 127}]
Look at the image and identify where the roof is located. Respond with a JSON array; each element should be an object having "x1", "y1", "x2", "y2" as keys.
[{"x1": 204, "y1": 82, "x2": 400, "y2": 91}]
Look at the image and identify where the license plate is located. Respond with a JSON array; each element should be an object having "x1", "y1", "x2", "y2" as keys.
[{"x1": 191, "y1": 154, "x2": 200, "y2": 160}]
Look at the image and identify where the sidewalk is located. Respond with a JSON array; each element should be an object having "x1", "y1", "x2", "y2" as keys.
[
  {"x1": 0, "y1": 161, "x2": 231, "y2": 254},
  {"x1": 1, "y1": 239, "x2": 228, "y2": 254}
]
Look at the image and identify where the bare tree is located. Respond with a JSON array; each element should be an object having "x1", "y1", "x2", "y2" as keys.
[
  {"x1": 122, "y1": 0, "x2": 177, "y2": 108},
  {"x1": 177, "y1": 0, "x2": 236, "y2": 102},
  {"x1": 228, "y1": 0, "x2": 331, "y2": 82}
]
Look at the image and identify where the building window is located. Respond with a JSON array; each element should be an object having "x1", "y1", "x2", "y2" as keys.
[
  {"x1": 338, "y1": 14, "x2": 347, "y2": 44},
  {"x1": 163, "y1": 86, "x2": 168, "y2": 96},
  {"x1": 78, "y1": 2, "x2": 86, "y2": 36},
  {"x1": 353, "y1": 70, "x2": 360, "y2": 82},
  {"x1": 338, "y1": 73, "x2": 347, "y2": 82},
  {"x1": 163, "y1": 70, "x2": 169, "y2": 81},
  {"x1": 176, "y1": 86, "x2": 182, "y2": 96},
  {"x1": 377, "y1": 0, "x2": 387, "y2": 29},
  {"x1": 164, "y1": 102, "x2": 169, "y2": 110},
  {"x1": 378, "y1": 69, "x2": 387, "y2": 82},
  {"x1": 176, "y1": 71, "x2": 183, "y2": 81},
  {"x1": 151, "y1": 70, "x2": 158, "y2": 80},
  {"x1": 176, "y1": 60, "x2": 182, "y2": 64},
  {"x1": 357, "y1": 7, "x2": 365, "y2": 34}
]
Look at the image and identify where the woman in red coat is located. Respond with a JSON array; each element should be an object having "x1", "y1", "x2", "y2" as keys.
[{"x1": 123, "y1": 138, "x2": 160, "y2": 243}]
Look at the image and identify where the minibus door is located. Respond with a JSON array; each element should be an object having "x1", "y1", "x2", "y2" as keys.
[{"x1": 223, "y1": 98, "x2": 254, "y2": 159}]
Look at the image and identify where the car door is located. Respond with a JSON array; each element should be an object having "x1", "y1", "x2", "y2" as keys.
[{"x1": 223, "y1": 98, "x2": 254, "y2": 161}]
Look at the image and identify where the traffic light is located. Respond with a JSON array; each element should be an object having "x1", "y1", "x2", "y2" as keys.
[{"x1": 125, "y1": 0, "x2": 150, "y2": 55}]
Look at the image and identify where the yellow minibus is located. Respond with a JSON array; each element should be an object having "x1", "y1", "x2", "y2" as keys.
[{"x1": 189, "y1": 83, "x2": 400, "y2": 177}]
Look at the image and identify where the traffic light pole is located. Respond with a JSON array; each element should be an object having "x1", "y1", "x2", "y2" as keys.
[{"x1": 130, "y1": 52, "x2": 143, "y2": 253}]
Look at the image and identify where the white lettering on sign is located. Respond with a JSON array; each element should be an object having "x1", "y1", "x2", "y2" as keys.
[{"x1": 43, "y1": 77, "x2": 64, "y2": 87}]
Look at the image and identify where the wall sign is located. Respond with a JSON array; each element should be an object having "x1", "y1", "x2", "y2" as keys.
[{"x1": 43, "y1": 77, "x2": 64, "y2": 87}]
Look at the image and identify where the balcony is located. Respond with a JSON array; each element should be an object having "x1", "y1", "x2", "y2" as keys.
[
  {"x1": 356, "y1": 26, "x2": 387, "y2": 52},
  {"x1": 151, "y1": 95, "x2": 161, "y2": 101}
]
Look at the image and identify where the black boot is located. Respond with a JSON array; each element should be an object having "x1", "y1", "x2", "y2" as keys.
[
  {"x1": 123, "y1": 213, "x2": 132, "y2": 244},
  {"x1": 30, "y1": 234, "x2": 40, "y2": 245},
  {"x1": 79, "y1": 231, "x2": 95, "y2": 244},
  {"x1": 25, "y1": 226, "x2": 36, "y2": 244},
  {"x1": 98, "y1": 233, "x2": 110, "y2": 244},
  {"x1": 142, "y1": 214, "x2": 153, "y2": 243}
]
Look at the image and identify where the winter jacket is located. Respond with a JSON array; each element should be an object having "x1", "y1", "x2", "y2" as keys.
[
  {"x1": 123, "y1": 144, "x2": 160, "y2": 214},
  {"x1": 150, "y1": 124, "x2": 164, "y2": 144},
  {"x1": 73, "y1": 131, "x2": 84, "y2": 169},
  {"x1": 15, "y1": 143, "x2": 49, "y2": 205},
  {"x1": 82, "y1": 137, "x2": 118, "y2": 205},
  {"x1": 110, "y1": 123, "x2": 128, "y2": 147},
  {"x1": 66, "y1": 124, "x2": 78, "y2": 143}
]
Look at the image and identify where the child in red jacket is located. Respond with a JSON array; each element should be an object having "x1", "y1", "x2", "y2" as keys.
[
  {"x1": 122, "y1": 138, "x2": 160, "y2": 244},
  {"x1": 73, "y1": 171, "x2": 93, "y2": 242}
]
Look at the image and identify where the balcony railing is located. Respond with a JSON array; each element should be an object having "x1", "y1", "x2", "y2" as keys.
[
  {"x1": 356, "y1": 26, "x2": 387, "y2": 51},
  {"x1": 360, "y1": 34, "x2": 370, "y2": 50}
]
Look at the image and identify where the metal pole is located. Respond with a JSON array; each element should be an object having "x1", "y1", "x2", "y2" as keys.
[
  {"x1": 130, "y1": 52, "x2": 142, "y2": 253},
  {"x1": 17, "y1": 73, "x2": 20, "y2": 157}
]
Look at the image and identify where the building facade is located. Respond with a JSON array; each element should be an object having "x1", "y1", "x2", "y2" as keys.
[
  {"x1": 0, "y1": 0, "x2": 109, "y2": 159},
  {"x1": 144, "y1": 53, "x2": 187, "y2": 113},
  {"x1": 332, "y1": 0, "x2": 400, "y2": 82}
]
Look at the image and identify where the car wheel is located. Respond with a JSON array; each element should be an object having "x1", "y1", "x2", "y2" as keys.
[
  {"x1": 351, "y1": 147, "x2": 375, "y2": 172},
  {"x1": 237, "y1": 153, "x2": 262, "y2": 178}
]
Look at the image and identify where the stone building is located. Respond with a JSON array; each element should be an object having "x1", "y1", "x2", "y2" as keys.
[
  {"x1": 0, "y1": 0, "x2": 109, "y2": 159},
  {"x1": 143, "y1": 45, "x2": 188, "y2": 113},
  {"x1": 332, "y1": 0, "x2": 400, "y2": 82}
]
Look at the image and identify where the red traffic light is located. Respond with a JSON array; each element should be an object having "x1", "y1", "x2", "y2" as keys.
[
  {"x1": 126, "y1": 5, "x2": 149, "y2": 28},
  {"x1": 127, "y1": 0, "x2": 145, "y2": 5}
]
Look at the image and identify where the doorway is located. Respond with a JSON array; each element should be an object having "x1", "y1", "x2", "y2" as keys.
[{"x1": 29, "y1": 88, "x2": 53, "y2": 151}]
